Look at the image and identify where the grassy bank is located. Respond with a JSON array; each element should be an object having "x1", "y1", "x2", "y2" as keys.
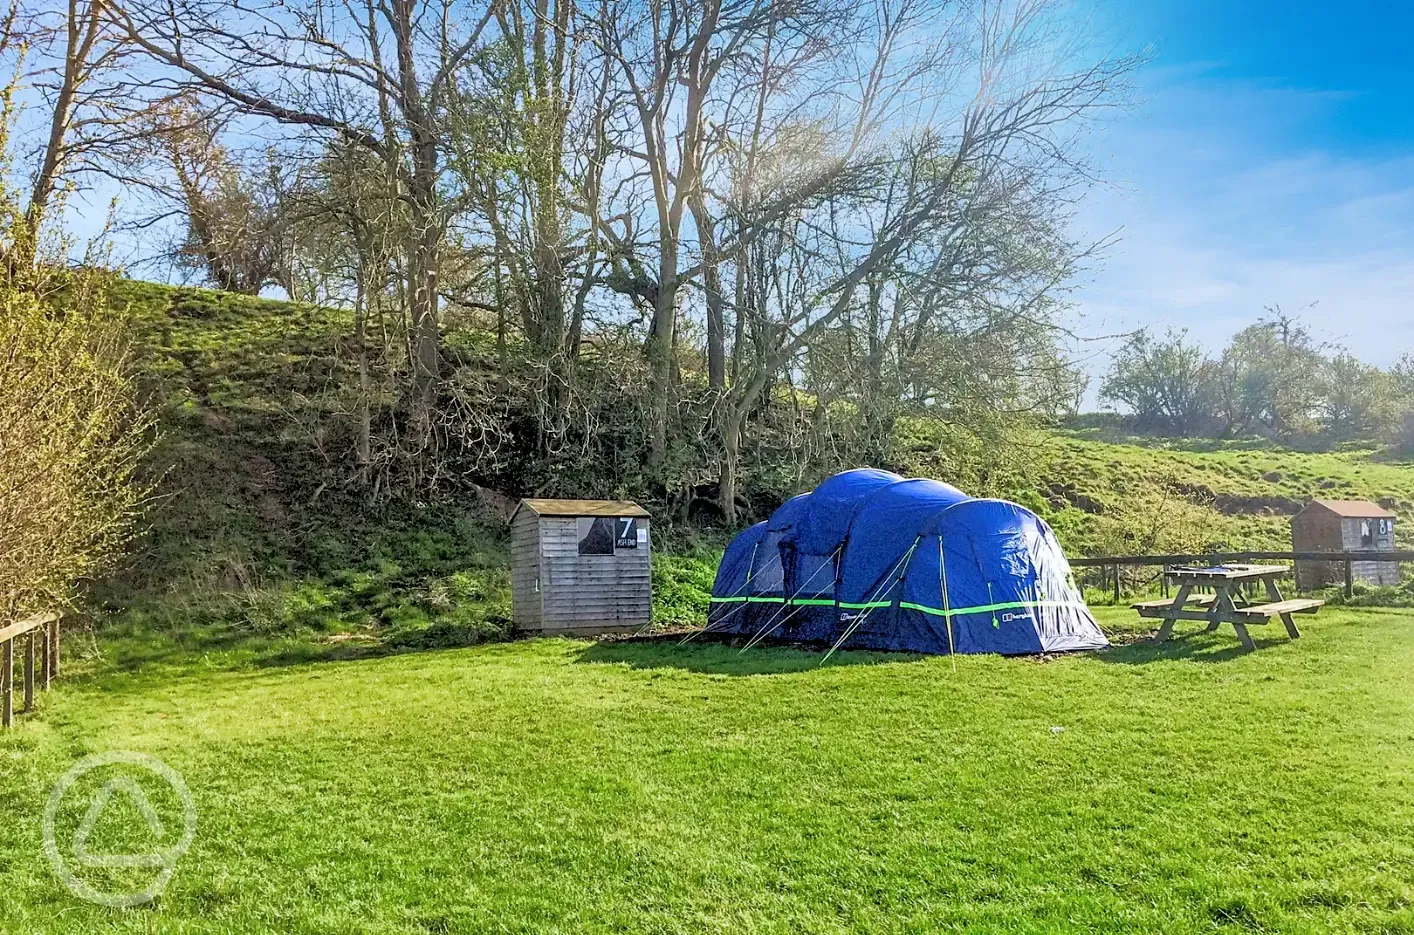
[
  {"x1": 99, "y1": 280, "x2": 731, "y2": 649},
  {"x1": 97, "y1": 279, "x2": 1414, "y2": 648},
  {"x1": 1033, "y1": 429, "x2": 1414, "y2": 557}
]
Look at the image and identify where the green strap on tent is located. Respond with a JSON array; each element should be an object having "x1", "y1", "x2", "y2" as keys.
[
  {"x1": 708, "y1": 596, "x2": 784, "y2": 604},
  {"x1": 708, "y1": 595, "x2": 1088, "y2": 618},
  {"x1": 899, "y1": 599, "x2": 1089, "y2": 618},
  {"x1": 706, "y1": 596, "x2": 892, "y2": 607}
]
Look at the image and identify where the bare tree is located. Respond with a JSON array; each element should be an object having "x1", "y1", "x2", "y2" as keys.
[
  {"x1": 443, "y1": 0, "x2": 590, "y2": 439},
  {"x1": 26, "y1": 0, "x2": 101, "y2": 236},
  {"x1": 122, "y1": 99, "x2": 303, "y2": 294},
  {"x1": 110, "y1": 0, "x2": 497, "y2": 446},
  {"x1": 589, "y1": 0, "x2": 852, "y2": 472},
  {"x1": 89, "y1": 0, "x2": 1137, "y2": 514},
  {"x1": 582, "y1": 0, "x2": 1133, "y2": 510},
  {"x1": 703, "y1": 0, "x2": 1137, "y2": 520},
  {"x1": 6, "y1": 0, "x2": 147, "y2": 261}
]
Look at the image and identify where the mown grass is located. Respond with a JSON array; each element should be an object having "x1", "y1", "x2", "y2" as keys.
[{"x1": 1, "y1": 606, "x2": 1411, "y2": 934}]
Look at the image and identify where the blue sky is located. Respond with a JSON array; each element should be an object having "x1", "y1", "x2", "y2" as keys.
[
  {"x1": 45, "y1": 0, "x2": 1412, "y2": 397},
  {"x1": 1073, "y1": 0, "x2": 1414, "y2": 398}
]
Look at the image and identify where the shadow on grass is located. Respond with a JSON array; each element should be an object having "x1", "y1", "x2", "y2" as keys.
[
  {"x1": 252, "y1": 641, "x2": 403, "y2": 669},
  {"x1": 73, "y1": 623, "x2": 504, "y2": 687},
  {"x1": 575, "y1": 634, "x2": 922, "y2": 676},
  {"x1": 65, "y1": 624, "x2": 272, "y2": 684},
  {"x1": 1097, "y1": 627, "x2": 1291, "y2": 664},
  {"x1": 1059, "y1": 426, "x2": 1283, "y2": 453},
  {"x1": 251, "y1": 628, "x2": 515, "y2": 670}
]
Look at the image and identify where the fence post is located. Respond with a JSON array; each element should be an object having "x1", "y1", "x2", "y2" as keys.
[
  {"x1": 1344, "y1": 558, "x2": 1354, "y2": 598},
  {"x1": 2, "y1": 639, "x2": 11, "y2": 728},
  {"x1": 40, "y1": 621, "x2": 51, "y2": 691},
  {"x1": 1113, "y1": 565, "x2": 1121, "y2": 604},
  {"x1": 23, "y1": 631, "x2": 34, "y2": 712}
]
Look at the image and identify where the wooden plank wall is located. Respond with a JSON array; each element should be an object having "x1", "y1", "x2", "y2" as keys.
[
  {"x1": 510, "y1": 509, "x2": 543, "y2": 628},
  {"x1": 1292, "y1": 508, "x2": 1342, "y2": 588},
  {"x1": 1340, "y1": 519, "x2": 1400, "y2": 586},
  {"x1": 531, "y1": 517, "x2": 652, "y2": 634}
]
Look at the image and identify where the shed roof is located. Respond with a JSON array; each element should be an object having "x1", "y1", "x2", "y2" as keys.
[
  {"x1": 1304, "y1": 499, "x2": 1396, "y2": 519},
  {"x1": 516, "y1": 498, "x2": 650, "y2": 519}
]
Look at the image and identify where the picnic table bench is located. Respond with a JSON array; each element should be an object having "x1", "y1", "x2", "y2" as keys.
[{"x1": 1132, "y1": 564, "x2": 1322, "y2": 651}]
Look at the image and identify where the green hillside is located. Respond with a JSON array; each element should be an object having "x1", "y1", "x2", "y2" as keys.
[
  {"x1": 99, "y1": 281, "x2": 1414, "y2": 653},
  {"x1": 1031, "y1": 431, "x2": 1414, "y2": 556},
  {"x1": 103, "y1": 280, "x2": 725, "y2": 651}
]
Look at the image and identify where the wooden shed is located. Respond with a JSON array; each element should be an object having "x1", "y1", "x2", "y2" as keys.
[
  {"x1": 510, "y1": 499, "x2": 652, "y2": 636},
  {"x1": 1291, "y1": 499, "x2": 1398, "y2": 589}
]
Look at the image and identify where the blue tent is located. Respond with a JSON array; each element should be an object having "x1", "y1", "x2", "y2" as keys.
[{"x1": 708, "y1": 469, "x2": 1107, "y2": 655}]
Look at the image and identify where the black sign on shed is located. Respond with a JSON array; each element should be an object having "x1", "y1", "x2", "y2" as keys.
[
  {"x1": 615, "y1": 517, "x2": 639, "y2": 549},
  {"x1": 575, "y1": 516, "x2": 640, "y2": 553}
]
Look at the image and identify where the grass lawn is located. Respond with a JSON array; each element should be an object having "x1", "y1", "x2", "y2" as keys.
[{"x1": 2, "y1": 607, "x2": 1413, "y2": 934}]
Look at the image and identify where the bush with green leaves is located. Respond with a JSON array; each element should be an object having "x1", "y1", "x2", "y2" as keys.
[{"x1": 0, "y1": 247, "x2": 151, "y2": 619}]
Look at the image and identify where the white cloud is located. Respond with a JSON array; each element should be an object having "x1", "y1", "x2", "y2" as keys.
[{"x1": 1069, "y1": 69, "x2": 1414, "y2": 405}]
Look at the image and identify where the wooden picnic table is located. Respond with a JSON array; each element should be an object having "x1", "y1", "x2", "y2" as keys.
[{"x1": 1132, "y1": 564, "x2": 1323, "y2": 651}]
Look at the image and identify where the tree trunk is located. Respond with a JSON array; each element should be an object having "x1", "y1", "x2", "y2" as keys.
[
  {"x1": 730, "y1": 250, "x2": 747, "y2": 385},
  {"x1": 406, "y1": 154, "x2": 442, "y2": 447},
  {"x1": 26, "y1": 88, "x2": 76, "y2": 253},
  {"x1": 23, "y1": 0, "x2": 103, "y2": 258},
  {"x1": 690, "y1": 195, "x2": 725, "y2": 389},
  {"x1": 719, "y1": 407, "x2": 743, "y2": 524},
  {"x1": 862, "y1": 275, "x2": 888, "y2": 453},
  {"x1": 392, "y1": 0, "x2": 442, "y2": 449},
  {"x1": 353, "y1": 256, "x2": 372, "y2": 480},
  {"x1": 646, "y1": 253, "x2": 678, "y2": 474}
]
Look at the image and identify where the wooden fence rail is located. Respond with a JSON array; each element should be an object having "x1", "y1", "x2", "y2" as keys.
[
  {"x1": 0, "y1": 612, "x2": 60, "y2": 728},
  {"x1": 1069, "y1": 551, "x2": 1414, "y2": 602}
]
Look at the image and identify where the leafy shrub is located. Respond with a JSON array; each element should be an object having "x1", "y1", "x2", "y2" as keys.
[
  {"x1": 0, "y1": 259, "x2": 152, "y2": 619},
  {"x1": 651, "y1": 552, "x2": 718, "y2": 627}
]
